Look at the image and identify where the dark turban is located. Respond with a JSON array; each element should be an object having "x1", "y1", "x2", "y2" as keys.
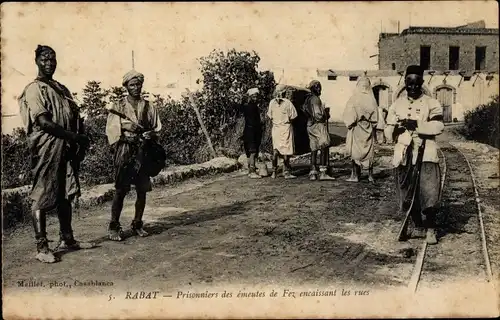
[
  {"x1": 122, "y1": 70, "x2": 145, "y2": 86},
  {"x1": 405, "y1": 65, "x2": 424, "y2": 78},
  {"x1": 35, "y1": 45, "x2": 55, "y2": 59}
]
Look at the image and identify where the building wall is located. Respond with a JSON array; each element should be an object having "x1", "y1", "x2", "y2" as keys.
[
  {"x1": 316, "y1": 72, "x2": 499, "y2": 122},
  {"x1": 379, "y1": 33, "x2": 499, "y2": 72}
]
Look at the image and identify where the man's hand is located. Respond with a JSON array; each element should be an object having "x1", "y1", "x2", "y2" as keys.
[
  {"x1": 400, "y1": 119, "x2": 418, "y2": 131},
  {"x1": 74, "y1": 134, "x2": 90, "y2": 148},
  {"x1": 142, "y1": 131, "x2": 157, "y2": 140},
  {"x1": 122, "y1": 121, "x2": 141, "y2": 133}
]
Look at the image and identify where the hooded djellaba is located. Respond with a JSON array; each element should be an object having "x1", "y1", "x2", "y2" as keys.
[{"x1": 343, "y1": 77, "x2": 379, "y2": 182}]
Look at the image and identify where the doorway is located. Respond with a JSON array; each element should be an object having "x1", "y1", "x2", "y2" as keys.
[
  {"x1": 435, "y1": 87, "x2": 454, "y2": 123},
  {"x1": 372, "y1": 85, "x2": 391, "y2": 110}
]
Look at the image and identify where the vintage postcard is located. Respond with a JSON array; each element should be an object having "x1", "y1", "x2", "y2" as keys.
[{"x1": 2, "y1": 1, "x2": 499, "y2": 319}]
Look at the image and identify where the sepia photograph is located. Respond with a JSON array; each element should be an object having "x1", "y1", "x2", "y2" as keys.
[{"x1": 1, "y1": 1, "x2": 499, "y2": 319}]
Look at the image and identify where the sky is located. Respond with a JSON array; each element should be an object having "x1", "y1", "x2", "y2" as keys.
[{"x1": 1, "y1": 1, "x2": 498, "y2": 133}]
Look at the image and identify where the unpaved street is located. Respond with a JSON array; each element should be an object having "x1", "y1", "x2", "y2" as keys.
[{"x1": 2, "y1": 132, "x2": 496, "y2": 297}]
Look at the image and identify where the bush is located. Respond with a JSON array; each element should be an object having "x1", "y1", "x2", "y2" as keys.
[
  {"x1": 79, "y1": 115, "x2": 116, "y2": 185},
  {"x1": 195, "y1": 49, "x2": 275, "y2": 157},
  {"x1": 460, "y1": 95, "x2": 499, "y2": 148},
  {"x1": 2, "y1": 49, "x2": 276, "y2": 189},
  {"x1": 156, "y1": 96, "x2": 206, "y2": 164},
  {"x1": 1, "y1": 128, "x2": 31, "y2": 189}
]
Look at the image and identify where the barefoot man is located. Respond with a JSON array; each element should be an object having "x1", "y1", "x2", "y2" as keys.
[{"x1": 106, "y1": 70, "x2": 162, "y2": 241}]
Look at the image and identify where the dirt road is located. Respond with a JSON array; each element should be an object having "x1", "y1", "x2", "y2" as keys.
[{"x1": 2, "y1": 132, "x2": 496, "y2": 298}]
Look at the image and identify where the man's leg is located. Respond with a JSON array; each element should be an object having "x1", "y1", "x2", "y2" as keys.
[
  {"x1": 283, "y1": 155, "x2": 296, "y2": 179},
  {"x1": 420, "y1": 163, "x2": 441, "y2": 245},
  {"x1": 56, "y1": 199, "x2": 95, "y2": 250},
  {"x1": 319, "y1": 148, "x2": 335, "y2": 180},
  {"x1": 32, "y1": 209, "x2": 56, "y2": 263},
  {"x1": 368, "y1": 164, "x2": 375, "y2": 183},
  {"x1": 131, "y1": 190, "x2": 149, "y2": 237},
  {"x1": 309, "y1": 151, "x2": 319, "y2": 180},
  {"x1": 347, "y1": 161, "x2": 360, "y2": 182},
  {"x1": 248, "y1": 152, "x2": 261, "y2": 179},
  {"x1": 271, "y1": 149, "x2": 279, "y2": 179},
  {"x1": 109, "y1": 188, "x2": 127, "y2": 241}
]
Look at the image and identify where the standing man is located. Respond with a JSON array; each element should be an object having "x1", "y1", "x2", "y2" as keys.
[
  {"x1": 385, "y1": 65, "x2": 444, "y2": 244},
  {"x1": 343, "y1": 77, "x2": 379, "y2": 183},
  {"x1": 18, "y1": 45, "x2": 94, "y2": 263},
  {"x1": 267, "y1": 88, "x2": 298, "y2": 179},
  {"x1": 106, "y1": 70, "x2": 162, "y2": 241},
  {"x1": 304, "y1": 80, "x2": 335, "y2": 181},
  {"x1": 240, "y1": 87, "x2": 263, "y2": 179}
]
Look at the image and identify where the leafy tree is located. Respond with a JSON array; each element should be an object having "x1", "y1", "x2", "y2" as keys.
[
  {"x1": 196, "y1": 49, "x2": 276, "y2": 149},
  {"x1": 109, "y1": 86, "x2": 127, "y2": 103},
  {"x1": 80, "y1": 81, "x2": 109, "y2": 118}
]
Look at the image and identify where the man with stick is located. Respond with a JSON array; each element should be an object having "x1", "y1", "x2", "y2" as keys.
[
  {"x1": 105, "y1": 70, "x2": 162, "y2": 241},
  {"x1": 385, "y1": 65, "x2": 444, "y2": 245}
]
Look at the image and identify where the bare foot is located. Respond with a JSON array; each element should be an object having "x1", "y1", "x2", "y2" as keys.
[
  {"x1": 346, "y1": 176, "x2": 359, "y2": 182},
  {"x1": 309, "y1": 171, "x2": 318, "y2": 181},
  {"x1": 319, "y1": 173, "x2": 335, "y2": 181},
  {"x1": 368, "y1": 176, "x2": 375, "y2": 183},
  {"x1": 35, "y1": 250, "x2": 57, "y2": 263},
  {"x1": 134, "y1": 228, "x2": 149, "y2": 237},
  {"x1": 248, "y1": 172, "x2": 262, "y2": 179},
  {"x1": 426, "y1": 229, "x2": 438, "y2": 245},
  {"x1": 56, "y1": 240, "x2": 96, "y2": 250},
  {"x1": 108, "y1": 229, "x2": 124, "y2": 241},
  {"x1": 284, "y1": 173, "x2": 297, "y2": 179}
]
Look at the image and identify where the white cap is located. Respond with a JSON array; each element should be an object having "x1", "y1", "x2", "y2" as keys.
[{"x1": 246, "y1": 88, "x2": 259, "y2": 96}]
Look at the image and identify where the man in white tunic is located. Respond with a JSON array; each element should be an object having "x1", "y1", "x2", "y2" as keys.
[
  {"x1": 267, "y1": 88, "x2": 298, "y2": 179},
  {"x1": 385, "y1": 65, "x2": 444, "y2": 245}
]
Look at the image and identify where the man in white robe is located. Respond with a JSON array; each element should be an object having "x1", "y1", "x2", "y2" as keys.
[{"x1": 267, "y1": 89, "x2": 298, "y2": 179}]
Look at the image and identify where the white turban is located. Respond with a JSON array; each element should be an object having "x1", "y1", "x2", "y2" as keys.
[
  {"x1": 246, "y1": 88, "x2": 259, "y2": 96},
  {"x1": 122, "y1": 70, "x2": 145, "y2": 86}
]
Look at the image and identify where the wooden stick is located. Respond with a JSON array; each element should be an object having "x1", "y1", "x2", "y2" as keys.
[
  {"x1": 185, "y1": 88, "x2": 217, "y2": 159},
  {"x1": 397, "y1": 139, "x2": 427, "y2": 241}
]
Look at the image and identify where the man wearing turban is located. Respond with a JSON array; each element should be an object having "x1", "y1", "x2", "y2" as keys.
[
  {"x1": 105, "y1": 70, "x2": 162, "y2": 241},
  {"x1": 385, "y1": 65, "x2": 444, "y2": 245},
  {"x1": 240, "y1": 87, "x2": 264, "y2": 178},
  {"x1": 304, "y1": 80, "x2": 335, "y2": 181}
]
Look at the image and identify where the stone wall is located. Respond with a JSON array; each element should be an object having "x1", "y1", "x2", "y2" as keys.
[{"x1": 378, "y1": 33, "x2": 499, "y2": 72}]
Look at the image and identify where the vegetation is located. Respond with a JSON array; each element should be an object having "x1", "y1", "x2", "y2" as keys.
[
  {"x1": 459, "y1": 95, "x2": 499, "y2": 148},
  {"x1": 2, "y1": 49, "x2": 276, "y2": 189}
]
